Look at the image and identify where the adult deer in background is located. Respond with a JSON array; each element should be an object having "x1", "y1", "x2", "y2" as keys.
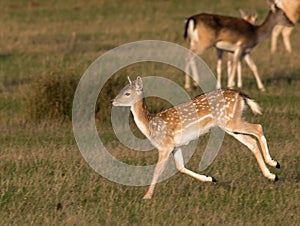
[
  {"x1": 184, "y1": 1, "x2": 293, "y2": 92},
  {"x1": 271, "y1": 0, "x2": 300, "y2": 53},
  {"x1": 216, "y1": 9, "x2": 259, "y2": 90},
  {"x1": 112, "y1": 76, "x2": 280, "y2": 199}
]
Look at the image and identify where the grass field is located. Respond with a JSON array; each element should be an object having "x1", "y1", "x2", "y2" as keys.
[{"x1": 1, "y1": 0, "x2": 299, "y2": 225}]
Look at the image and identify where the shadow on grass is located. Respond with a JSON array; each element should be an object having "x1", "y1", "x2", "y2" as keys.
[
  {"x1": 264, "y1": 70, "x2": 300, "y2": 85},
  {"x1": 0, "y1": 52, "x2": 12, "y2": 58}
]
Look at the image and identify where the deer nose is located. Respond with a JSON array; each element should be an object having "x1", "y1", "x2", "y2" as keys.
[{"x1": 111, "y1": 99, "x2": 118, "y2": 106}]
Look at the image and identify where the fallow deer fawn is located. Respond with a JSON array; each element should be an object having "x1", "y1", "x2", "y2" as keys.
[
  {"x1": 112, "y1": 76, "x2": 280, "y2": 199},
  {"x1": 184, "y1": 1, "x2": 293, "y2": 91}
]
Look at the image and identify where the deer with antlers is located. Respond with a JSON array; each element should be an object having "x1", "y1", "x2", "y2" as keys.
[
  {"x1": 184, "y1": 1, "x2": 293, "y2": 91},
  {"x1": 112, "y1": 77, "x2": 280, "y2": 199}
]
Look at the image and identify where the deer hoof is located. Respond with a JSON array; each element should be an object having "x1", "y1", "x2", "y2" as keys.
[
  {"x1": 275, "y1": 162, "x2": 280, "y2": 169},
  {"x1": 143, "y1": 193, "x2": 152, "y2": 200},
  {"x1": 259, "y1": 87, "x2": 266, "y2": 92},
  {"x1": 185, "y1": 87, "x2": 191, "y2": 92}
]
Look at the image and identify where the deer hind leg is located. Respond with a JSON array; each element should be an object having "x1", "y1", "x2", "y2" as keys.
[
  {"x1": 190, "y1": 54, "x2": 201, "y2": 89},
  {"x1": 185, "y1": 30, "x2": 209, "y2": 91},
  {"x1": 216, "y1": 49, "x2": 223, "y2": 89},
  {"x1": 259, "y1": 133, "x2": 280, "y2": 169},
  {"x1": 185, "y1": 38, "x2": 200, "y2": 91},
  {"x1": 237, "y1": 59, "x2": 242, "y2": 88},
  {"x1": 244, "y1": 54, "x2": 265, "y2": 92},
  {"x1": 228, "y1": 119, "x2": 279, "y2": 165},
  {"x1": 173, "y1": 148, "x2": 215, "y2": 182},
  {"x1": 271, "y1": 25, "x2": 283, "y2": 53},
  {"x1": 282, "y1": 26, "x2": 294, "y2": 53},
  {"x1": 143, "y1": 147, "x2": 173, "y2": 199},
  {"x1": 185, "y1": 52, "x2": 202, "y2": 91},
  {"x1": 185, "y1": 46, "x2": 206, "y2": 90},
  {"x1": 185, "y1": 51, "x2": 200, "y2": 91},
  {"x1": 226, "y1": 131, "x2": 278, "y2": 181}
]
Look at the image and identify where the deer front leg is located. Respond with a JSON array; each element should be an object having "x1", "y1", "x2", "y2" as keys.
[
  {"x1": 227, "y1": 48, "x2": 242, "y2": 89},
  {"x1": 143, "y1": 148, "x2": 173, "y2": 199},
  {"x1": 173, "y1": 148, "x2": 216, "y2": 182},
  {"x1": 226, "y1": 53, "x2": 242, "y2": 88}
]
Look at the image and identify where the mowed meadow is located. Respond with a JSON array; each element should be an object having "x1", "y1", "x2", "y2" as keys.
[{"x1": 1, "y1": 0, "x2": 299, "y2": 225}]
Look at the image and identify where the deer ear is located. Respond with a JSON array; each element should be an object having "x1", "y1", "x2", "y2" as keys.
[
  {"x1": 252, "y1": 10, "x2": 258, "y2": 19},
  {"x1": 135, "y1": 76, "x2": 143, "y2": 91},
  {"x1": 239, "y1": 9, "x2": 246, "y2": 18},
  {"x1": 127, "y1": 76, "x2": 132, "y2": 85}
]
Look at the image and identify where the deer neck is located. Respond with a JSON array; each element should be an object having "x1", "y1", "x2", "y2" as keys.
[
  {"x1": 131, "y1": 98, "x2": 151, "y2": 137},
  {"x1": 256, "y1": 10, "x2": 278, "y2": 43}
]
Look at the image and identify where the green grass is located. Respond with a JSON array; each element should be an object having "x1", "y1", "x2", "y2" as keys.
[{"x1": 0, "y1": 0, "x2": 299, "y2": 225}]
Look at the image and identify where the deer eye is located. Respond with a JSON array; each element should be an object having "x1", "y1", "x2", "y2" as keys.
[{"x1": 125, "y1": 92, "x2": 131, "y2": 96}]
